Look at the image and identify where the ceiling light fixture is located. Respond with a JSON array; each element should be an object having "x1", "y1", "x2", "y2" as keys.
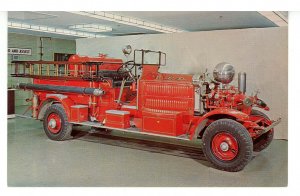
[
  {"x1": 69, "y1": 11, "x2": 185, "y2": 33},
  {"x1": 8, "y1": 21, "x2": 107, "y2": 38},
  {"x1": 69, "y1": 24, "x2": 112, "y2": 33}
]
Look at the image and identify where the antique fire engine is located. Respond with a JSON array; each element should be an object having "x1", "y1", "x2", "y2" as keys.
[{"x1": 11, "y1": 46, "x2": 281, "y2": 172}]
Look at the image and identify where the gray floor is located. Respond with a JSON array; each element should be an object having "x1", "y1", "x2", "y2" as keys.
[{"x1": 7, "y1": 109, "x2": 288, "y2": 187}]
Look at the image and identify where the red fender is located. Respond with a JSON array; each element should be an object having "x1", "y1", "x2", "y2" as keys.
[
  {"x1": 37, "y1": 94, "x2": 75, "y2": 120},
  {"x1": 189, "y1": 108, "x2": 249, "y2": 140}
]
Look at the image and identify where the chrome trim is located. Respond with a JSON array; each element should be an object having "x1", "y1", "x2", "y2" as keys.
[
  {"x1": 122, "y1": 105, "x2": 137, "y2": 109},
  {"x1": 105, "y1": 110, "x2": 130, "y2": 115},
  {"x1": 46, "y1": 93, "x2": 67, "y2": 100}
]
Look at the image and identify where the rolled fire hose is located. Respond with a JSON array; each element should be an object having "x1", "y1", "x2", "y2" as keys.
[{"x1": 17, "y1": 83, "x2": 104, "y2": 96}]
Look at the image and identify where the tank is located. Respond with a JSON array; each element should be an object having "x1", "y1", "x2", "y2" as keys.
[{"x1": 213, "y1": 62, "x2": 235, "y2": 84}]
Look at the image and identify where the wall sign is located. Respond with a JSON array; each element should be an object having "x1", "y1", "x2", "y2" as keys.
[{"x1": 8, "y1": 48, "x2": 32, "y2": 55}]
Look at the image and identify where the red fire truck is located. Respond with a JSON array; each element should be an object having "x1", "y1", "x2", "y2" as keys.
[{"x1": 11, "y1": 47, "x2": 281, "y2": 172}]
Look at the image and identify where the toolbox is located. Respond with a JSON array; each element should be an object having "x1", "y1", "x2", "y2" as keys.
[
  {"x1": 105, "y1": 110, "x2": 130, "y2": 129},
  {"x1": 70, "y1": 105, "x2": 88, "y2": 122}
]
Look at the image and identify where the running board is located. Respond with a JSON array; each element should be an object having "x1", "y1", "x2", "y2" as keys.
[
  {"x1": 14, "y1": 115, "x2": 190, "y2": 141},
  {"x1": 70, "y1": 121, "x2": 190, "y2": 141}
]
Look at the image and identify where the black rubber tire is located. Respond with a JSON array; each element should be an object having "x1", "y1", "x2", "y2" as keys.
[
  {"x1": 202, "y1": 119, "x2": 253, "y2": 172},
  {"x1": 43, "y1": 104, "x2": 73, "y2": 141},
  {"x1": 251, "y1": 109, "x2": 274, "y2": 152}
]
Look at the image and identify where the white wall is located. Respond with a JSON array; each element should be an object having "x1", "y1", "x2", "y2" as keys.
[{"x1": 76, "y1": 27, "x2": 288, "y2": 139}]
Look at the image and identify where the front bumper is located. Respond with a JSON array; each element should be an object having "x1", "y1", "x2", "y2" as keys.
[{"x1": 261, "y1": 117, "x2": 282, "y2": 134}]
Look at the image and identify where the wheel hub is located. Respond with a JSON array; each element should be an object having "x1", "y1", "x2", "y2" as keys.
[
  {"x1": 47, "y1": 113, "x2": 62, "y2": 134},
  {"x1": 211, "y1": 132, "x2": 239, "y2": 161},
  {"x1": 220, "y1": 142, "x2": 229, "y2": 152},
  {"x1": 48, "y1": 119, "x2": 57, "y2": 129}
]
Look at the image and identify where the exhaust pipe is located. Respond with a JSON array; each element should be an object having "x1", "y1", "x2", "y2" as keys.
[
  {"x1": 238, "y1": 72, "x2": 246, "y2": 94},
  {"x1": 17, "y1": 83, "x2": 104, "y2": 96}
]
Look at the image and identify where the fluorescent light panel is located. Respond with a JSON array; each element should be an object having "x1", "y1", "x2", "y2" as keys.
[
  {"x1": 69, "y1": 11, "x2": 185, "y2": 33},
  {"x1": 69, "y1": 24, "x2": 112, "y2": 33},
  {"x1": 8, "y1": 21, "x2": 106, "y2": 38}
]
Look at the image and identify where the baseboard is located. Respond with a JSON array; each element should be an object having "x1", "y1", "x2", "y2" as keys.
[{"x1": 7, "y1": 114, "x2": 16, "y2": 119}]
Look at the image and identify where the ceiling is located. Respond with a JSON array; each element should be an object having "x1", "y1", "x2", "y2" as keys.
[{"x1": 8, "y1": 11, "x2": 288, "y2": 40}]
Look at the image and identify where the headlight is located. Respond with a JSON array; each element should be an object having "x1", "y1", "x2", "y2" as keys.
[
  {"x1": 256, "y1": 99, "x2": 267, "y2": 108},
  {"x1": 243, "y1": 97, "x2": 253, "y2": 107}
]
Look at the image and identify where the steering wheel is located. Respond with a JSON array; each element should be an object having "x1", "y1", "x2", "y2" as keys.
[{"x1": 117, "y1": 60, "x2": 136, "y2": 80}]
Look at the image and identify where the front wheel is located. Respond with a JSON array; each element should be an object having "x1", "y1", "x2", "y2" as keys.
[
  {"x1": 43, "y1": 104, "x2": 73, "y2": 141},
  {"x1": 202, "y1": 119, "x2": 253, "y2": 172}
]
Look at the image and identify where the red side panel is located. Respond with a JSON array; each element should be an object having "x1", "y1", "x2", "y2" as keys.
[
  {"x1": 138, "y1": 80, "x2": 194, "y2": 115},
  {"x1": 138, "y1": 79, "x2": 195, "y2": 136}
]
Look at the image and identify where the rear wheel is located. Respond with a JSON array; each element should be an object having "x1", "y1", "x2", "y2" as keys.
[
  {"x1": 202, "y1": 119, "x2": 253, "y2": 172},
  {"x1": 250, "y1": 110, "x2": 274, "y2": 152},
  {"x1": 43, "y1": 104, "x2": 73, "y2": 141}
]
